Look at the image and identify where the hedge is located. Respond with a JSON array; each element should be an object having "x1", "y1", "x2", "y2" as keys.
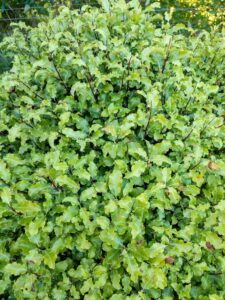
[{"x1": 0, "y1": 1, "x2": 225, "y2": 299}]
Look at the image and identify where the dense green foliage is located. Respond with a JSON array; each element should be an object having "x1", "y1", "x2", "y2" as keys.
[
  {"x1": 0, "y1": 1, "x2": 225, "y2": 299},
  {"x1": 1, "y1": 0, "x2": 224, "y2": 73},
  {"x1": 0, "y1": 1, "x2": 97, "y2": 74}
]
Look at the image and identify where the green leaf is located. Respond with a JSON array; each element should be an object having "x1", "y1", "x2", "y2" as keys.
[
  {"x1": 128, "y1": 142, "x2": 147, "y2": 160},
  {"x1": 100, "y1": 0, "x2": 110, "y2": 13},
  {"x1": 55, "y1": 175, "x2": 80, "y2": 192},
  {"x1": 0, "y1": 187, "x2": 12, "y2": 204},
  {"x1": 123, "y1": 252, "x2": 140, "y2": 283},
  {"x1": 125, "y1": 161, "x2": 147, "y2": 178},
  {"x1": 109, "y1": 169, "x2": 123, "y2": 197},
  {"x1": 167, "y1": 187, "x2": 180, "y2": 204},
  {"x1": 142, "y1": 267, "x2": 167, "y2": 290},
  {"x1": 183, "y1": 185, "x2": 200, "y2": 197},
  {"x1": 44, "y1": 250, "x2": 57, "y2": 269},
  {"x1": 4, "y1": 263, "x2": 27, "y2": 276},
  {"x1": 13, "y1": 198, "x2": 40, "y2": 215},
  {"x1": 96, "y1": 216, "x2": 110, "y2": 229},
  {"x1": 205, "y1": 232, "x2": 223, "y2": 250},
  {"x1": 111, "y1": 270, "x2": 121, "y2": 290},
  {"x1": 80, "y1": 187, "x2": 97, "y2": 202},
  {"x1": 8, "y1": 125, "x2": 21, "y2": 142},
  {"x1": 0, "y1": 161, "x2": 11, "y2": 182},
  {"x1": 0, "y1": 280, "x2": 8, "y2": 295},
  {"x1": 28, "y1": 182, "x2": 50, "y2": 197},
  {"x1": 129, "y1": 217, "x2": 143, "y2": 239},
  {"x1": 62, "y1": 128, "x2": 87, "y2": 140},
  {"x1": 76, "y1": 233, "x2": 92, "y2": 251},
  {"x1": 25, "y1": 249, "x2": 43, "y2": 266}
]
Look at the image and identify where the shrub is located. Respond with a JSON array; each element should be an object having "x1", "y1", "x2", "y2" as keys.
[{"x1": 0, "y1": 1, "x2": 225, "y2": 299}]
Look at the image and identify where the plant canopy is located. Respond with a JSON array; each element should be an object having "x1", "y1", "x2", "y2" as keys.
[{"x1": 0, "y1": 1, "x2": 225, "y2": 299}]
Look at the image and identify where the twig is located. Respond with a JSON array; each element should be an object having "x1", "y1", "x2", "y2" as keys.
[
  {"x1": 161, "y1": 36, "x2": 173, "y2": 74},
  {"x1": 181, "y1": 85, "x2": 197, "y2": 114},
  {"x1": 207, "y1": 271, "x2": 224, "y2": 276},
  {"x1": 215, "y1": 123, "x2": 224, "y2": 129},
  {"x1": 189, "y1": 159, "x2": 202, "y2": 170},
  {"x1": 45, "y1": 32, "x2": 70, "y2": 93},
  {"x1": 17, "y1": 79, "x2": 44, "y2": 100},
  {"x1": 183, "y1": 125, "x2": 195, "y2": 142},
  {"x1": 126, "y1": 55, "x2": 132, "y2": 92},
  {"x1": 84, "y1": 68, "x2": 98, "y2": 102},
  {"x1": 200, "y1": 117, "x2": 217, "y2": 136},
  {"x1": 144, "y1": 101, "x2": 152, "y2": 139},
  {"x1": 51, "y1": 56, "x2": 70, "y2": 92}
]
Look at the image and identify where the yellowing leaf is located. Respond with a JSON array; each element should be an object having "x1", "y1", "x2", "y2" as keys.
[
  {"x1": 206, "y1": 232, "x2": 223, "y2": 250},
  {"x1": 208, "y1": 161, "x2": 220, "y2": 170}
]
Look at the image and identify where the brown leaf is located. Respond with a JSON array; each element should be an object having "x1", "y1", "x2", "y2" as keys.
[
  {"x1": 206, "y1": 242, "x2": 214, "y2": 251},
  {"x1": 165, "y1": 257, "x2": 175, "y2": 264},
  {"x1": 178, "y1": 185, "x2": 184, "y2": 192},
  {"x1": 136, "y1": 240, "x2": 143, "y2": 245},
  {"x1": 208, "y1": 161, "x2": 220, "y2": 170},
  {"x1": 9, "y1": 86, "x2": 16, "y2": 93}
]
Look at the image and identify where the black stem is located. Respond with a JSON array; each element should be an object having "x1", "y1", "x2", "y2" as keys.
[
  {"x1": 17, "y1": 79, "x2": 44, "y2": 101},
  {"x1": 161, "y1": 36, "x2": 173, "y2": 74},
  {"x1": 144, "y1": 101, "x2": 152, "y2": 139}
]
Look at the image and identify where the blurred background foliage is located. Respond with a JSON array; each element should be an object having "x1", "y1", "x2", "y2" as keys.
[
  {"x1": 0, "y1": 0, "x2": 225, "y2": 74},
  {"x1": 159, "y1": 0, "x2": 225, "y2": 26},
  {"x1": 1, "y1": 0, "x2": 224, "y2": 26}
]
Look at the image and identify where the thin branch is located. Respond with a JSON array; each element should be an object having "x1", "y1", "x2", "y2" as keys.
[
  {"x1": 24, "y1": 121, "x2": 34, "y2": 129},
  {"x1": 84, "y1": 68, "x2": 98, "y2": 102},
  {"x1": 183, "y1": 125, "x2": 195, "y2": 142},
  {"x1": 9, "y1": 205, "x2": 23, "y2": 216},
  {"x1": 189, "y1": 159, "x2": 202, "y2": 170},
  {"x1": 207, "y1": 271, "x2": 224, "y2": 276},
  {"x1": 215, "y1": 123, "x2": 224, "y2": 129},
  {"x1": 126, "y1": 55, "x2": 132, "y2": 92},
  {"x1": 181, "y1": 85, "x2": 197, "y2": 114},
  {"x1": 161, "y1": 36, "x2": 173, "y2": 74},
  {"x1": 182, "y1": 96, "x2": 194, "y2": 114},
  {"x1": 45, "y1": 32, "x2": 70, "y2": 93},
  {"x1": 51, "y1": 55, "x2": 70, "y2": 92},
  {"x1": 17, "y1": 79, "x2": 44, "y2": 100},
  {"x1": 144, "y1": 101, "x2": 152, "y2": 139},
  {"x1": 200, "y1": 117, "x2": 217, "y2": 136}
]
